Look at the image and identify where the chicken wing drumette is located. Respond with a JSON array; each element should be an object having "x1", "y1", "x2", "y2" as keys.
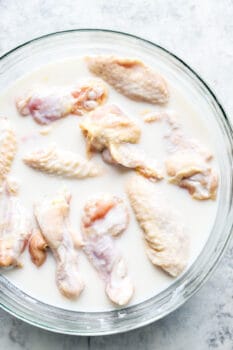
[
  {"x1": 81, "y1": 194, "x2": 133, "y2": 306},
  {"x1": 32, "y1": 191, "x2": 84, "y2": 298},
  {"x1": 0, "y1": 180, "x2": 31, "y2": 268}
]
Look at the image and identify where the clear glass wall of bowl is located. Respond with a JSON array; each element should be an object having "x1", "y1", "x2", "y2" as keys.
[{"x1": 0, "y1": 30, "x2": 232, "y2": 335}]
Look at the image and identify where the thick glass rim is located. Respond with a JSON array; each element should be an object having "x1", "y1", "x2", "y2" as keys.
[{"x1": 0, "y1": 29, "x2": 232, "y2": 336}]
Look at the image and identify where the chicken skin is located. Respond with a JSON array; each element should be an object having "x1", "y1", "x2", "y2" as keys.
[
  {"x1": 16, "y1": 80, "x2": 108, "y2": 125},
  {"x1": 23, "y1": 144, "x2": 102, "y2": 179},
  {"x1": 86, "y1": 56, "x2": 169, "y2": 104},
  {"x1": 127, "y1": 175, "x2": 189, "y2": 277},
  {"x1": 34, "y1": 191, "x2": 84, "y2": 298},
  {"x1": 81, "y1": 194, "x2": 133, "y2": 306}
]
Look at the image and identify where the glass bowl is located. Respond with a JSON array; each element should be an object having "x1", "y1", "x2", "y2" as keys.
[{"x1": 0, "y1": 29, "x2": 232, "y2": 336}]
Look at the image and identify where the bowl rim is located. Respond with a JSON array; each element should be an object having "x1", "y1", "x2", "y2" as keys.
[{"x1": 0, "y1": 28, "x2": 233, "y2": 336}]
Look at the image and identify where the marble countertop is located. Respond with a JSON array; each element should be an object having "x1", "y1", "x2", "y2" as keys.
[{"x1": 0, "y1": 0, "x2": 233, "y2": 349}]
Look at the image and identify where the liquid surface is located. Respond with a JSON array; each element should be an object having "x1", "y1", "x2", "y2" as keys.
[{"x1": 0, "y1": 57, "x2": 218, "y2": 312}]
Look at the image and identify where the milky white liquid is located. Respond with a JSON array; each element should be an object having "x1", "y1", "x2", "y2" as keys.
[{"x1": 0, "y1": 58, "x2": 218, "y2": 312}]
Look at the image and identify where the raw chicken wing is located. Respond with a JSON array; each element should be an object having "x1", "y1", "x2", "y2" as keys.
[
  {"x1": 164, "y1": 114, "x2": 218, "y2": 200},
  {"x1": 127, "y1": 175, "x2": 189, "y2": 277},
  {"x1": 80, "y1": 105, "x2": 162, "y2": 181},
  {"x1": 16, "y1": 80, "x2": 108, "y2": 124},
  {"x1": 34, "y1": 191, "x2": 84, "y2": 298},
  {"x1": 86, "y1": 56, "x2": 169, "y2": 104},
  {"x1": 80, "y1": 104, "x2": 141, "y2": 153},
  {"x1": 0, "y1": 118, "x2": 17, "y2": 191},
  {"x1": 0, "y1": 180, "x2": 31, "y2": 267},
  {"x1": 23, "y1": 144, "x2": 102, "y2": 179},
  {"x1": 81, "y1": 194, "x2": 133, "y2": 306}
]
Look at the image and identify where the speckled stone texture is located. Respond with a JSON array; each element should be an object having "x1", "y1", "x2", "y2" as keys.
[{"x1": 0, "y1": 0, "x2": 232, "y2": 349}]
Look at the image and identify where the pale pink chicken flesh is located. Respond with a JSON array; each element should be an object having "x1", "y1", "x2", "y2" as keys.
[
  {"x1": 16, "y1": 80, "x2": 108, "y2": 124},
  {"x1": 81, "y1": 194, "x2": 134, "y2": 306},
  {"x1": 33, "y1": 191, "x2": 84, "y2": 298}
]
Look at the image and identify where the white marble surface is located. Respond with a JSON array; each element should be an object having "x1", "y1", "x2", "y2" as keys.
[{"x1": 0, "y1": 0, "x2": 233, "y2": 349}]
